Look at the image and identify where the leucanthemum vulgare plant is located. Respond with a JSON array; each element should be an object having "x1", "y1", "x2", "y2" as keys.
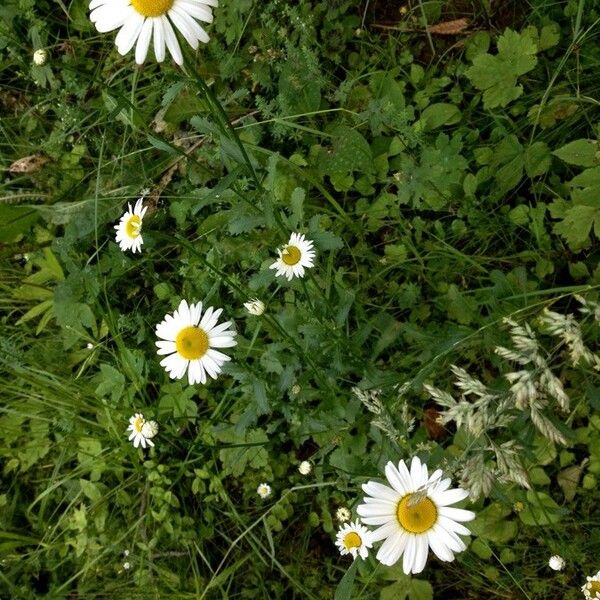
[{"x1": 424, "y1": 296, "x2": 600, "y2": 500}]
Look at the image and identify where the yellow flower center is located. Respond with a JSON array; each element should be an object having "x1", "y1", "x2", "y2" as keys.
[
  {"x1": 396, "y1": 494, "x2": 438, "y2": 533},
  {"x1": 343, "y1": 532, "x2": 362, "y2": 550},
  {"x1": 282, "y1": 245, "x2": 301, "y2": 266},
  {"x1": 175, "y1": 326, "x2": 209, "y2": 360},
  {"x1": 130, "y1": 0, "x2": 174, "y2": 17},
  {"x1": 133, "y1": 416, "x2": 144, "y2": 433},
  {"x1": 588, "y1": 581, "x2": 600, "y2": 597},
  {"x1": 125, "y1": 215, "x2": 142, "y2": 239}
]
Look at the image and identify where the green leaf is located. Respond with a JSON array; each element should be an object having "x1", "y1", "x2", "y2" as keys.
[
  {"x1": 524, "y1": 141, "x2": 552, "y2": 177},
  {"x1": 553, "y1": 204, "x2": 599, "y2": 249},
  {"x1": 518, "y1": 490, "x2": 562, "y2": 526},
  {"x1": 334, "y1": 559, "x2": 358, "y2": 600},
  {"x1": 466, "y1": 29, "x2": 538, "y2": 109},
  {"x1": 420, "y1": 103, "x2": 461, "y2": 130},
  {"x1": 553, "y1": 139, "x2": 599, "y2": 167}
]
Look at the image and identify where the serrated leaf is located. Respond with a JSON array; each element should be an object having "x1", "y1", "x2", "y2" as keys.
[
  {"x1": 553, "y1": 139, "x2": 599, "y2": 167},
  {"x1": 553, "y1": 204, "x2": 599, "y2": 249},
  {"x1": 466, "y1": 29, "x2": 538, "y2": 110}
]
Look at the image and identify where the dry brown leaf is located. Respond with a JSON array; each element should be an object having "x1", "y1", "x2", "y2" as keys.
[
  {"x1": 427, "y1": 18, "x2": 469, "y2": 35},
  {"x1": 423, "y1": 407, "x2": 447, "y2": 440},
  {"x1": 9, "y1": 154, "x2": 49, "y2": 174}
]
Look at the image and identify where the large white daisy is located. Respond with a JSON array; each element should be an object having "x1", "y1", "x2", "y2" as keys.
[
  {"x1": 114, "y1": 198, "x2": 147, "y2": 253},
  {"x1": 89, "y1": 0, "x2": 218, "y2": 65},
  {"x1": 269, "y1": 233, "x2": 316, "y2": 281},
  {"x1": 357, "y1": 456, "x2": 475, "y2": 575},
  {"x1": 335, "y1": 520, "x2": 373, "y2": 560},
  {"x1": 155, "y1": 299, "x2": 237, "y2": 385}
]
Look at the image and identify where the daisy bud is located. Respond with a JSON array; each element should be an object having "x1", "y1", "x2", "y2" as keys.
[
  {"x1": 548, "y1": 555, "x2": 565, "y2": 571},
  {"x1": 141, "y1": 420, "x2": 159, "y2": 439},
  {"x1": 244, "y1": 298, "x2": 265, "y2": 316},
  {"x1": 298, "y1": 461, "x2": 312, "y2": 476},
  {"x1": 33, "y1": 49, "x2": 48, "y2": 66}
]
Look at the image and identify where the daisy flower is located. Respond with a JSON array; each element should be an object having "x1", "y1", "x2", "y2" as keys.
[
  {"x1": 582, "y1": 571, "x2": 600, "y2": 599},
  {"x1": 155, "y1": 299, "x2": 237, "y2": 385},
  {"x1": 89, "y1": 0, "x2": 217, "y2": 66},
  {"x1": 114, "y1": 198, "x2": 147, "y2": 253},
  {"x1": 127, "y1": 413, "x2": 155, "y2": 448},
  {"x1": 336, "y1": 507, "x2": 351, "y2": 522},
  {"x1": 269, "y1": 233, "x2": 316, "y2": 281},
  {"x1": 548, "y1": 555, "x2": 565, "y2": 571},
  {"x1": 357, "y1": 456, "x2": 475, "y2": 575},
  {"x1": 335, "y1": 520, "x2": 373, "y2": 560},
  {"x1": 244, "y1": 298, "x2": 265, "y2": 316},
  {"x1": 257, "y1": 483, "x2": 272, "y2": 499}
]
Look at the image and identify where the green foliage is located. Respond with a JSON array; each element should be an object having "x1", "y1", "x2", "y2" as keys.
[
  {"x1": 1, "y1": 0, "x2": 600, "y2": 598},
  {"x1": 466, "y1": 29, "x2": 539, "y2": 109}
]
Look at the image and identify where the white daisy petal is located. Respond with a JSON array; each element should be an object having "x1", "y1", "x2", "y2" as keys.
[
  {"x1": 115, "y1": 11, "x2": 144, "y2": 55},
  {"x1": 385, "y1": 461, "x2": 409, "y2": 495},
  {"x1": 162, "y1": 16, "x2": 183, "y2": 64},
  {"x1": 427, "y1": 529, "x2": 455, "y2": 562},
  {"x1": 362, "y1": 481, "x2": 401, "y2": 503},
  {"x1": 153, "y1": 15, "x2": 166, "y2": 61},
  {"x1": 439, "y1": 506, "x2": 476, "y2": 522},
  {"x1": 432, "y1": 488, "x2": 470, "y2": 507},
  {"x1": 376, "y1": 530, "x2": 407, "y2": 566},
  {"x1": 403, "y1": 535, "x2": 416, "y2": 574},
  {"x1": 412, "y1": 535, "x2": 429, "y2": 574},
  {"x1": 135, "y1": 18, "x2": 153, "y2": 63}
]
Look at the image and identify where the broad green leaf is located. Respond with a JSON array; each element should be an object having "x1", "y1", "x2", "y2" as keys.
[
  {"x1": 553, "y1": 139, "x2": 598, "y2": 167},
  {"x1": 334, "y1": 559, "x2": 358, "y2": 600},
  {"x1": 518, "y1": 490, "x2": 562, "y2": 526},
  {"x1": 466, "y1": 29, "x2": 538, "y2": 109},
  {"x1": 524, "y1": 141, "x2": 552, "y2": 177},
  {"x1": 420, "y1": 103, "x2": 461, "y2": 130}
]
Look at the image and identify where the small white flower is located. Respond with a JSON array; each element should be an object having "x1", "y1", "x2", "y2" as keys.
[
  {"x1": 127, "y1": 413, "x2": 155, "y2": 449},
  {"x1": 336, "y1": 507, "x2": 351, "y2": 522},
  {"x1": 257, "y1": 483, "x2": 272, "y2": 499},
  {"x1": 141, "y1": 420, "x2": 159, "y2": 439},
  {"x1": 155, "y1": 299, "x2": 237, "y2": 385},
  {"x1": 33, "y1": 49, "x2": 48, "y2": 65},
  {"x1": 114, "y1": 198, "x2": 147, "y2": 253},
  {"x1": 298, "y1": 461, "x2": 312, "y2": 476},
  {"x1": 548, "y1": 555, "x2": 565, "y2": 571},
  {"x1": 357, "y1": 456, "x2": 475, "y2": 575},
  {"x1": 244, "y1": 298, "x2": 265, "y2": 316},
  {"x1": 123, "y1": 549, "x2": 130, "y2": 557},
  {"x1": 335, "y1": 520, "x2": 373, "y2": 560},
  {"x1": 123, "y1": 561, "x2": 130, "y2": 570},
  {"x1": 89, "y1": 0, "x2": 218, "y2": 66},
  {"x1": 86, "y1": 343, "x2": 94, "y2": 349},
  {"x1": 290, "y1": 384, "x2": 301, "y2": 396},
  {"x1": 582, "y1": 571, "x2": 600, "y2": 599},
  {"x1": 269, "y1": 232, "x2": 316, "y2": 281}
]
